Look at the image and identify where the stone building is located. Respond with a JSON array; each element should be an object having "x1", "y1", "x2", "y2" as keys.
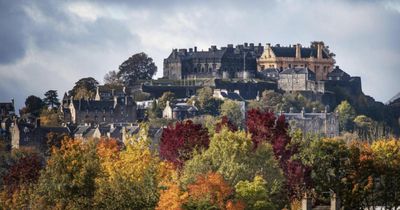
[
  {"x1": 61, "y1": 95, "x2": 137, "y2": 125},
  {"x1": 0, "y1": 99, "x2": 15, "y2": 120},
  {"x1": 278, "y1": 67, "x2": 325, "y2": 93},
  {"x1": 163, "y1": 43, "x2": 264, "y2": 80},
  {"x1": 326, "y1": 66, "x2": 350, "y2": 81},
  {"x1": 258, "y1": 41, "x2": 335, "y2": 80},
  {"x1": 11, "y1": 119, "x2": 70, "y2": 150},
  {"x1": 163, "y1": 101, "x2": 198, "y2": 120},
  {"x1": 282, "y1": 108, "x2": 339, "y2": 137}
]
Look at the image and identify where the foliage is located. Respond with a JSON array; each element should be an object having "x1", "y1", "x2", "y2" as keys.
[
  {"x1": 103, "y1": 70, "x2": 123, "y2": 87},
  {"x1": 183, "y1": 172, "x2": 233, "y2": 210},
  {"x1": 118, "y1": 52, "x2": 157, "y2": 85},
  {"x1": 147, "y1": 99, "x2": 162, "y2": 119},
  {"x1": 182, "y1": 128, "x2": 284, "y2": 205},
  {"x1": 215, "y1": 116, "x2": 238, "y2": 133},
  {"x1": 370, "y1": 139, "x2": 400, "y2": 209},
  {"x1": 94, "y1": 124, "x2": 160, "y2": 209},
  {"x1": 235, "y1": 176, "x2": 276, "y2": 210},
  {"x1": 32, "y1": 138, "x2": 101, "y2": 209},
  {"x1": 335, "y1": 100, "x2": 356, "y2": 132},
  {"x1": 43, "y1": 90, "x2": 60, "y2": 110},
  {"x1": 70, "y1": 77, "x2": 99, "y2": 99},
  {"x1": 39, "y1": 108, "x2": 62, "y2": 126},
  {"x1": 192, "y1": 87, "x2": 222, "y2": 115},
  {"x1": 20, "y1": 95, "x2": 45, "y2": 116},
  {"x1": 160, "y1": 120, "x2": 209, "y2": 168},
  {"x1": 246, "y1": 109, "x2": 311, "y2": 200},
  {"x1": 158, "y1": 91, "x2": 176, "y2": 110},
  {"x1": 220, "y1": 100, "x2": 243, "y2": 127}
]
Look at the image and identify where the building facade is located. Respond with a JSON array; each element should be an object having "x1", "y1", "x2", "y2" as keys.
[
  {"x1": 278, "y1": 67, "x2": 325, "y2": 93},
  {"x1": 163, "y1": 43, "x2": 264, "y2": 80},
  {"x1": 258, "y1": 41, "x2": 336, "y2": 80},
  {"x1": 283, "y1": 109, "x2": 339, "y2": 137}
]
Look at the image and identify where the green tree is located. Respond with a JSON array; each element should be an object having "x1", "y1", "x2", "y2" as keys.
[
  {"x1": 70, "y1": 77, "x2": 99, "y2": 100},
  {"x1": 219, "y1": 100, "x2": 243, "y2": 127},
  {"x1": 43, "y1": 90, "x2": 60, "y2": 110},
  {"x1": 335, "y1": 100, "x2": 356, "y2": 132},
  {"x1": 181, "y1": 129, "x2": 284, "y2": 203},
  {"x1": 118, "y1": 52, "x2": 157, "y2": 85},
  {"x1": 353, "y1": 115, "x2": 374, "y2": 141},
  {"x1": 235, "y1": 176, "x2": 276, "y2": 210},
  {"x1": 20, "y1": 95, "x2": 45, "y2": 117},
  {"x1": 104, "y1": 70, "x2": 123, "y2": 87}
]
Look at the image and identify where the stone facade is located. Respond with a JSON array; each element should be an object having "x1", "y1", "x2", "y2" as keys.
[
  {"x1": 163, "y1": 43, "x2": 264, "y2": 80},
  {"x1": 163, "y1": 101, "x2": 198, "y2": 120},
  {"x1": 61, "y1": 95, "x2": 137, "y2": 125},
  {"x1": 283, "y1": 109, "x2": 339, "y2": 137},
  {"x1": 258, "y1": 41, "x2": 335, "y2": 80},
  {"x1": 278, "y1": 67, "x2": 325, "y2": 93}
]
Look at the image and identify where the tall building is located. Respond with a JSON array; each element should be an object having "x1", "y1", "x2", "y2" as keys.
[
  {"x1": 163, "y1": 43, "x2": 264, "y2": 80},
  {"x1": 257, "y1": 41, "x2": 336, "y2": 80}
]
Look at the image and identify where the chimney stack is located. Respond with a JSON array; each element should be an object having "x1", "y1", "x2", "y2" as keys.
[
  {"x1": 194, "y1": 46, "x2": 197, "y2": 52},
  {"x1": 317, "y1": 42, "x2": 323, "y2": 59},
  {"x1": 296, "y1": 43, "x2": 302, "y2": 59}
]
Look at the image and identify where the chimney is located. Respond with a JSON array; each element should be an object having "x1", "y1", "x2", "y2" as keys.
[
  {"x1": 317, "y1": 42, "x2": 323, "y2": 59},
  {"x1": 194, "y1": 46, "x2": 197, "y2": 52},
  {"x1": 244, "y1": 42, "x2": 248, "y2": 47},
  {"x1": 189, "y1": 48, "x2": 193, "y2": 52},
  {"x1": 296, "y1": 43, "x2": 302, "y2": 59},
  {"x1": 11, "y1": 98, "x2": 15, "y2": 113}
]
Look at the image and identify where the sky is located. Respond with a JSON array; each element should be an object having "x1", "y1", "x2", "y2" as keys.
[{"x1": 0, "y1": 0, "x2": 399, "y2": 110}]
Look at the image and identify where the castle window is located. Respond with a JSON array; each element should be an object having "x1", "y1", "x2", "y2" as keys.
[{"x1": 288, "y1": 64, "x2": 292, "y2": 68}]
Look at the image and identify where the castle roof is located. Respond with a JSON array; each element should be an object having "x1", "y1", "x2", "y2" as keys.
[
  {"x1": 327, "y1": 66, "x2": 350, "y2": 78},
  {"x1": 270, "y1": 46, "x2": 330, "y2": 59}
]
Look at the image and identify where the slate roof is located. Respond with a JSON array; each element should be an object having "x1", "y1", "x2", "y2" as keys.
[
  {"x1": 72, "y1": 100, "x2": 115, "y2": 111},
  {"x1": 327, "y1": 66, "x2": 350, "y2": 78},
  {"x1": 172, "y1": 103, "x2": 198, "y2": 112},
  {"x1": 270, "y1": 46, "x2": 330, "y2": 59},
  {"x1": 220, "y1": 92, "x2": 244, "y2": 101}
]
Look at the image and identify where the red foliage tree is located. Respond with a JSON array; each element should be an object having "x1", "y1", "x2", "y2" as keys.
[
  {"x1": 160, "y1": 120, "x2": 209, "y2": 167},
  {"x1": 215, "y1": 116, "x2": 238, "y2": 133},
  {"x1": 3, "y1": 154, "x2": 42, "y2": 194},
  {"x1": 246, "y1": 109, "x2": 311, "y2": 200}
]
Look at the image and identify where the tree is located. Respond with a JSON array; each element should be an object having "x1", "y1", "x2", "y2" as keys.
[
  {"x1": 94, "y1": 124, "x2": 161, "y2": 209},
  {"x1": 158, "y1": 91, "x2": 176, "y2": 110},
  {"x1": 246, "y1": 109, "x2": 311, "y2": 201},
  {"x1": 215, "y1": 116, "x2": 238, "y2": 133},
  {"x1": 43, "y1": 90, "x2": 60, "y2": 110},
  {"x1": 20, "y1": 95, "x2": 45, "y2": 116},
  {"x1": 192, "y1": 87, "x2": 221, "y2": 115},
  {"x1": 160, "y1": 120, "x2": 209, "y2": 168},
  {"x1": 39, "y1": 108, "x2": 62, "y2": 126},
  {"x1": 235, "y1": 176, "x2": 276, "y2": 210},
  {"x1": 118, "y1": 52, "x2": 157, "y2": 85},
  {"x1": 335, "y1": 100, "x2": 356, "y2": 132},
  {"x1": 353, "y1": 115, "x2": 374, "y2": 141},
  {"x1": 32, "y1": 138, "x2": 101, "y2": 209},
  {"x1": 220, "y1": 100, "x2": 243, "y2": 127},
  {"x1": 70, "y1": 77, "x2": 99, "y2": 99},
  {"x1": 181, "y1": 129, "x2": 284, "y2": 204},
  {"x1": 104, "y1": 70, "x2": 123, "y2": 87},
  {"x1": 183, "y1": 172, "x2": 233, "y2": 210}
]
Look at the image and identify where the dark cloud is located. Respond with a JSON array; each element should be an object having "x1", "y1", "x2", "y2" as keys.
[{"x1": 0, "y1": 1, "x2": 30, "y2": 64}]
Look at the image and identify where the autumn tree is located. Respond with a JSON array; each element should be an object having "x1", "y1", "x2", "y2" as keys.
[
  {"x1": 246, "y1": 109, "x2": 311, "y2": 201},
  {"x1": 32, "y1": 138, "x2": 101, "y2": 209},
  {"x1": 0, "y1": 154, "x2": 43, "y2": 209},
  {"x1": 160, "y1": 120, "x2": 209, "y2": 167},
  {"x1": 39, "y1": 108, "x2": 62, "y2": 127},
  {"x1": 70, "y1": 77, "x2": 99, "y2": 99},
  {"x1": 43, "y1": 90, "x2": 60, "y2": 110},
  {"x1": 220, "y1": 100, "x2": 243, "y2": 127},
  {"x1": 118, "y1": 52, "x2": 157, "y2": 85},
  {"x1": 235, "y1": 176, "x2": 276, "y2": 210},
  {"x1": 181, "y1": 129, "x2": 284, "y2": 207},
  {"x1": 335, "y1": 100, "x2": 356, "y2": 132},
  {"x1": 215, "y1": 116, "x2": 238, "y2": 133},
  {"x1": 94, "y1": 124, "x2": 160, "y2": 209}
]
